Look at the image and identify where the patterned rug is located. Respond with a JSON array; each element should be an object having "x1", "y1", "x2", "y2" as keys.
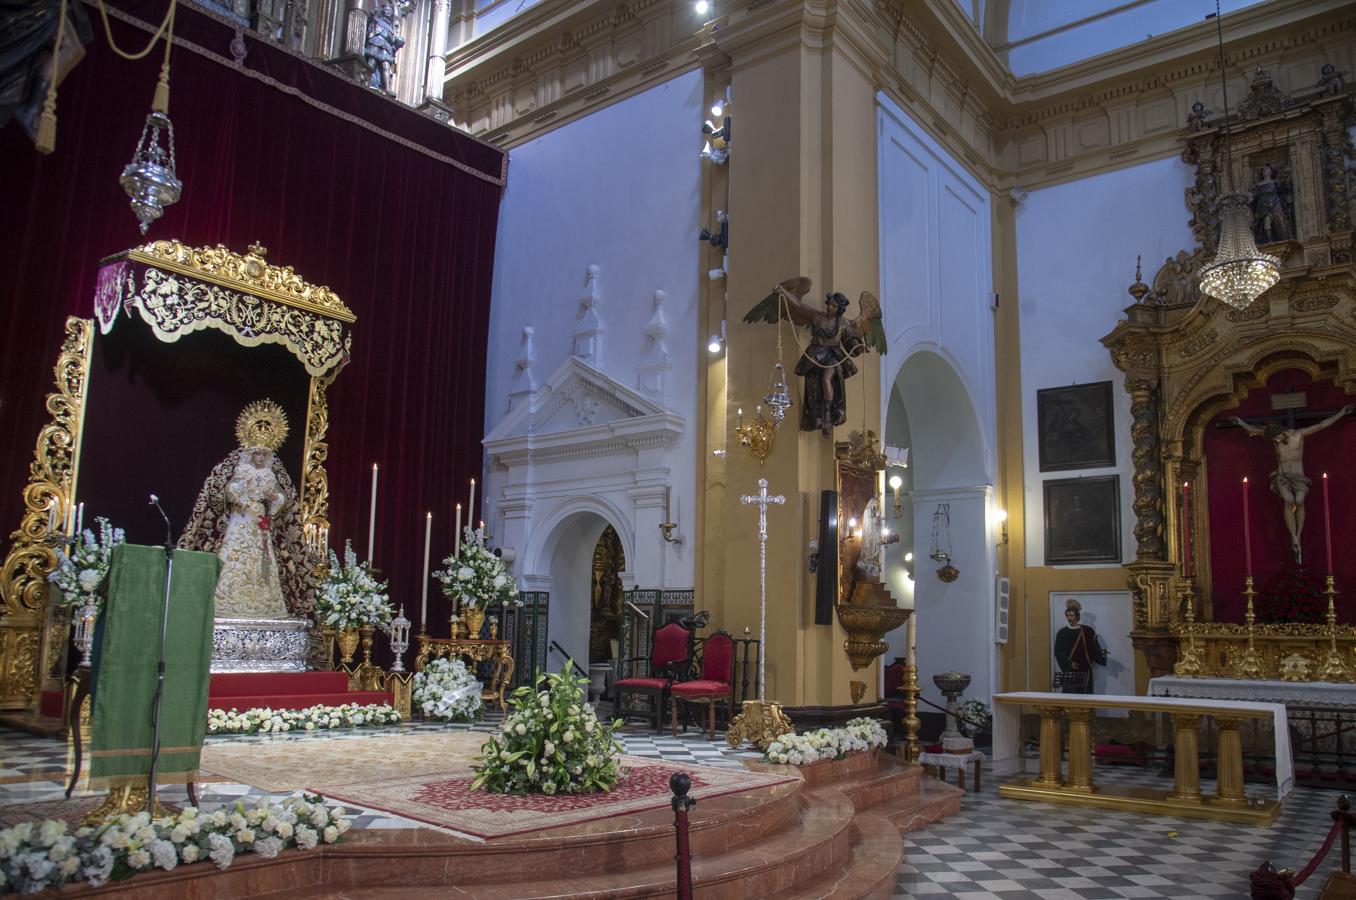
[
  {"x1": 310, "y1": 758, "x2": 798, "y2": 840},
  {"x1": 200, "y1": 731, "x2": 486, "y2": 793}
]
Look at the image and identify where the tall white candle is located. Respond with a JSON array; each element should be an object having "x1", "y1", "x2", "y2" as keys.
[
  {"x1": 47, "y1": 499, "x2": 57, "y2": 532},
  {"x1": 454, "y1": 503, "x2": 462, "y2": 558},
  {"x1": 906, "y1": 614, "x2": 917, "y2": 668},
  {"x1": 469, "y1": 478, "x2": 476, "y2": 521},
  {"x1": 367, "y1": 463, "x2": 379, "y2": 562},
  {"x1": 421, "y1": 512, "x2": 432, "y2": 628},
  {"x1": 76, "y1": 503, "x2": 84, "y2": 534},
  {"x1": 664, "y1": 485, "x2": 671, "y2": 522}
]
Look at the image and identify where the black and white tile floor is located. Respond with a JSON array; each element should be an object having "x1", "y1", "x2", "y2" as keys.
[{"x1": 0, "y1": 721, "x2": 1345, "y2": 898}]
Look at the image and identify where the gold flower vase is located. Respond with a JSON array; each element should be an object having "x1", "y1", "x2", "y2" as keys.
[
  {"x1": 463, "y1": 605, "x2": 486, "y2": 640},
  {"x1": 336, "y1": 627, "x2": 361, "y2": 665}
]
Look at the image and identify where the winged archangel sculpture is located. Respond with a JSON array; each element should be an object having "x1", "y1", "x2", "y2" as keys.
[{"x1": 743, "y1": 277, "x2": 888, "y2": 435}]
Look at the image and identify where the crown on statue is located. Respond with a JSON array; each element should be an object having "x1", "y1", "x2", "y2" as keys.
[{"x1": 235, "y1": 399, "x2": 289, "y2": 451}]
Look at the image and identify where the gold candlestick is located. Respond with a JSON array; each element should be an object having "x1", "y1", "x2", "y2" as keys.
[
  {"x1": 902, "y1": 663, "x2": 921, "y2": 762},
  {"x1": 1233, "y1": 576, "x2": 1265, "y2": 679},
  {"x1": 1317, "y1": 575, "x2": 1353, "y2": 682},
  {"x1": 1173, "y1": 582, "x2": 1205, "y2": 676}
]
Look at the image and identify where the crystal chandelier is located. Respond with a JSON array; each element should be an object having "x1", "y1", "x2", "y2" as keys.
[
  {"x1": 120, "y1": 111, "x2": 182, "y2": 235},
  {"x1": 1197, "y1": 0, "x2": 1279, "y2": 309},
  {"x1": 1198, "y1": 193, "x2": 1280, "y2": 308}
]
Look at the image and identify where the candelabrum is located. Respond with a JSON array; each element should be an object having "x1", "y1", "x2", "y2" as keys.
[
  {"x1": 736, "y1": 407, "x2": 777, "y2": 464},
  {"x1": 1317, "y1": 576, "x2": 1354, "y2": 682},
  {"x1": 1173, "y1": 582, "x2": 1206, "y2": 677},
  {"x1": 388, "y1": 606, "x2": 411, "y2": 673},
  {"x1": 902, "y1": 662, "x2": 921, "y2": 762},
  {"x1": 1233, "y1": 576, "x2": 1266, "y2": 679}
]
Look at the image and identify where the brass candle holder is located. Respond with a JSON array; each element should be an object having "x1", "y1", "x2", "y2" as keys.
[
  {"x1": 1173, "y1": 581, "x2": 1205, "y2": 677},
  {"x1": 1233, "y1": 576, "x2": 1266, "y2": 680},
  {"x1": 1316, "y1": 575, "x2": 1354, "y2": 682}
]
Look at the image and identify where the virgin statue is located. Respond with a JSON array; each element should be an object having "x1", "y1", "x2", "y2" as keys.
[{"x1": 179, "y1": 400, "x2": 315, "y2": 620}]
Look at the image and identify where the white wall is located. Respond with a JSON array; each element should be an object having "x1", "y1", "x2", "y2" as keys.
[
  {"x1": 1016, "y1": 155, "x2": 1194, "y2": 570},
  {"x1": 877, "y1": 95, "x2": 999, "y2": 708},
  {"x1": 485, "y1": 70, "x2": 703, "y2": 590}
]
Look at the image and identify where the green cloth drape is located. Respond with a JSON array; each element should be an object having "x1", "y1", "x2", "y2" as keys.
[{"x1": 90, "y1": 544, "x2": 219, "y2": 787}]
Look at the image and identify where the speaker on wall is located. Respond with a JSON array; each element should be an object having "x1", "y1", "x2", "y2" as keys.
[{"x1": 815, "y1": 489, "x2": 838, "y2": 625}]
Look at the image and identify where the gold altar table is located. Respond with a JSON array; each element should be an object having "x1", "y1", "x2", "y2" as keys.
[
  {"x1": 992, "y1": 692, "x2": 1291, "y2": 825},
  {"x1": 414, "y1": 637, "x2": 515, "y2": 711}
]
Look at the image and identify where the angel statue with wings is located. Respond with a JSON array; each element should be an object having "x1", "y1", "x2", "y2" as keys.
[{"x1": 744, "y1": 277, "x2": 888, "y2": 435}]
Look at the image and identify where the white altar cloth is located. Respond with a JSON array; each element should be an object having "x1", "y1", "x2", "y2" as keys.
[
  {"x1": 1150, "y1": 676, "x2": 1356, "y2": 710},
  {"x1": 991, "y1": 691, "x2": 1293, "y2": 798}
]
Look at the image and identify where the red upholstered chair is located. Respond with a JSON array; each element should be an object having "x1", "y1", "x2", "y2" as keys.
[
  {"x1": 614, "y1": 621, "x2": 691, "y2": 732},
  {"x1": 670, "y1": 630, "x2": 735, "y2": 740}
]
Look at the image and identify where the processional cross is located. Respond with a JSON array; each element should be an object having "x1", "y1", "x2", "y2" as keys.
[{"x1": 741, "y1": 478, "x2": 785, "y2": 702}]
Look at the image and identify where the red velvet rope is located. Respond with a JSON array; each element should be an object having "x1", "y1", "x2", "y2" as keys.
[{"x1": 1292, "y1": 817, "x2": 1343, "y2": 887}]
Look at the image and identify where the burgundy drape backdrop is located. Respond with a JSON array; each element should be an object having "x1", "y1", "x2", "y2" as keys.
[
  {"x1": 1204, "y1": 370, "x2": 1356, "y2": 623},
  {"x1": 0, "y1": 0, "x2": 505, "y2": 638}
]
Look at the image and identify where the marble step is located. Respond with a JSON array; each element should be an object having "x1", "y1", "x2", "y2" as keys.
[
  {"x1": 838, "y1": 757, "x2": 924, "y2": 812},
  {"x1": 885, "y1": 775, "x2": 965, "y2": 834},
  {"x1": 782, "y1": 817, "x2": 905, "y2": 900}
]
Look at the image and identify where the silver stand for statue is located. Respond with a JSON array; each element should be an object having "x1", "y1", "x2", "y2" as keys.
[{"x1": 211, "y1": 618, "x2": 312, "y2": 672}]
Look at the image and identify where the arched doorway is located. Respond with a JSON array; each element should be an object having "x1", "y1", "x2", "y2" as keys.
[
  {"x1": 590, "y1": 525, "x2": 625, "y2": 666},
  {"x1": 884, "y1": 349, "x2": 995, "y2": 706},
  {"x1": 536, "y1": 508, "x2": 632, "y2": 682}
]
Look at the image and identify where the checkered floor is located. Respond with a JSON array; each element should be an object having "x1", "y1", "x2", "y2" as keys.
[{"x1": 1, "y1": 720, "x2": 1347, "y2": 898}]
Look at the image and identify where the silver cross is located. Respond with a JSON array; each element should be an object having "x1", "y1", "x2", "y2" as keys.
[{"x1": 741, "y1": 478, "x2": 785, "y2": 701}]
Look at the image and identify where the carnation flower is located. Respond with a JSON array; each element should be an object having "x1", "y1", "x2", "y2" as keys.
[
  {"x1": 126, "y1": 849, "x2": 151, "y2": 870},
  {"x1": 149, "y1": 839, "x2": 178, "y2": 870},
  {"x1": 208, "y1": 833, "x2": 235, "y2": 869}
]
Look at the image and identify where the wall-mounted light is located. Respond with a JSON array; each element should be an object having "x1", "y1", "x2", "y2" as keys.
[
  {"x1": 708, "y1": 335, "x2": 723, "y2": 353},
  {"x1": 995, "y1": 508, "x2": 1009, "y2": 547},
  {"x1": 708, "y1": 254, "x2": 728, "y2": 282},
  {"x1": 888, "y1": 473, "x2": 904, "y2": 517},
  {"x1": 700, "y1": 140, "x2": 728, "y2": 165},
  {"x1": 700, "y1": 209, "x2": 728, "y2": 251},
  {"x1": 695, "y1": 0, "x2": 710, "y2": 14}
]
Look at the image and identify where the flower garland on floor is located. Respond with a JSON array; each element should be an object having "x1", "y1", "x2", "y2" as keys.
[
  {"x1": 0, "y1": 796, "x2": 348, "y2": 895},
  {"x1": 762, "y1": 717, "x2": 888, "y2": 766},
  {"x1": 471, "y1": 663, "x2": 622, "y2": 795},
  {"x1": 412, "y1": 658, "x2": 483, "y2": 722},
  {"x1": 316, "y1": 540, "x2": 393, "y2": 630},
  {"x1": 207, "y1": 703, "x2": 401, "y2": 735}
]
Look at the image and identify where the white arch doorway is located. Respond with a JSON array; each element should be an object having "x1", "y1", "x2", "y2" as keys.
[{"x1": 883, "y1": 349, "x2": 997, "y2": 707}]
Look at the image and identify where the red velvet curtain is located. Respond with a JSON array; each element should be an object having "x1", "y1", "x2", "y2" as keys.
[
  {"x1": 0, "y1": 0, "x2": 504, "y2": 637},
  {"x1": 1204, "y1": 370, "x2": 1356, "y2": 623}
]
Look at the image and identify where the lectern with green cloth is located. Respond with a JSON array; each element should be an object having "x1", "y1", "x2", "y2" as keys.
[{"x1": 88, "y1": 544, "x2": 218, "y2": 809}]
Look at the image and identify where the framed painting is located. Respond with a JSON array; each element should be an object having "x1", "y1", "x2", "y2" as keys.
[
  {"x1": 1044, "y1": 475, "x2": 1121, "y2": 566},
  {"x1": 1037, "y1": 381, "x2": 1115, "y2": 471}
]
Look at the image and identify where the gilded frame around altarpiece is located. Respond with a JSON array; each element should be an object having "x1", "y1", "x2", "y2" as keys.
[{"x1": 0, "y1": 241, "x2": 354, "y2": 711}]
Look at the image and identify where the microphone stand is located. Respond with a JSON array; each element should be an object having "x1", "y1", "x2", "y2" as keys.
[{"x1": 146, "y1": 495, "x2": 174, "y2": 815}]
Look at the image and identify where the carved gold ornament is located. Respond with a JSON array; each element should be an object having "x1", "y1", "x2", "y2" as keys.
[{"x1": 235, "y1": 400, "x2": 290, "y2": 452}]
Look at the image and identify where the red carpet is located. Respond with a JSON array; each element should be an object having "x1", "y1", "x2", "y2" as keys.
[{"x1": 209, "y1": 671, "x2": 391, "y2": 711}]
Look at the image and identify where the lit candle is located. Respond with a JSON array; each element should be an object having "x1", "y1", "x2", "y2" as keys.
[
  {"x1": 737, "y1": 407, "x2": 743, "y2": 426},
  {"x1": 421, "y1": 512, "x2": 432, "y2": 627},
  {"x1": 367, "y1": 463, "x2": 379, "y2": 563},
  {"x1": 479, "y1": 520, "x2": 485, "y2": 534},
  {"x1": 1182, "y1": 482, "x2": 1192, "y2": 578},
  {"x1": 454, "y1": 503, "x2": 462, "y2": 558},
  {"x1": 469, "y1": 478, "x2": 476, "y2": 520},
  {"x1": 1242, "y1": 477, "x2": 1252, "y2": 577},
  {"x1": 1324, "y1": 473, "x2": 1333, "y2": 576}
]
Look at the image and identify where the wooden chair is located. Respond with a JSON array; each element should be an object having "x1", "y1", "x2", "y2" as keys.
[
  {"x1": 670, "y1": 630, "x2": 735, "y2": 740},
  {"x1": 615, "y1": 621, "x2": 691, "y2": 732}
]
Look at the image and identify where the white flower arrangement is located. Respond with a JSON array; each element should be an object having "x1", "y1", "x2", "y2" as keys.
[
  {"x1": 0, "y1": 796, "x2": 348, "y2": 894},
  {"x1": 315, "y1": 540, "x2": 393, "y2": 630},
  {"x1": 762, "y1": 717, "x2": 888, "y2": 766},
  {"x1": 47, "y1": 517, "x2": 125, "y2": 605},
  {"x1": 411, "y1": 658, "x2": 483, "y2": 722},
  {"x1": 955, "y1": 698, "x2": 992, "y2": 738},
  {"x1": 471, "y1": 663, "x2": 623, "y2": 795},
  {"x1": 434, "y1": 525, "x2": 519, "y2": 611},
  {"x1": 207, "y1": 703, "x2": 400, "y2": 735}
]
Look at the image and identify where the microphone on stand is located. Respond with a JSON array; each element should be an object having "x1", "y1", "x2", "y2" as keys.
[{"x1": 149, "y1": 494, "x2": 172, "y2": 549}]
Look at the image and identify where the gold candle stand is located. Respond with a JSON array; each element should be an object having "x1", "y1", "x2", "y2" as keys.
[
  {"x1": 1233, "y1": 576, "x2": 1266, "y2": 679},
  {"x1": 1173, "y1": 582, "x2": 1205, "y2": 677},
  {"x1": 901, "y1": 663, "x2": 921, "y2": 762},
  {"x1": 1317, "y1": 575, "x2": 1354, "y2": 682}
]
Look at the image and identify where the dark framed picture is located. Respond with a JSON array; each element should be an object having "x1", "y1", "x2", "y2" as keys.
[
  {"x1": 1037, "y1": 381, "x2": 1116, "y2": 471},
  {"x1": 1044, "y1": 475, "x2": 1121, "y2": 566}
]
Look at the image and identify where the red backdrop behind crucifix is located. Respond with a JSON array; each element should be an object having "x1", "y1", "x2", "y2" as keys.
[{"x1": 1204, "y1": 369, "x2": 1356, "y2": 623}]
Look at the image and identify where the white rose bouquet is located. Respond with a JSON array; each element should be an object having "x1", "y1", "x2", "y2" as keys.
[
  {"x1": 434, "y1": 525, "x2": 519, "y2": 611},
  {"x1": 955, "y1": 698, "x2": 992, "y2": 738},
  {"x1": 763, "y1": 717, "x2": 888, "y2": 766},
  {"x1": 471, "y1": 663, "x2": 622, "y2": 795},
  {"x1": 47, "y1": 517, "x2": 125, "y2": 606},
  {"x1": 412, "y1": 657, "x2": 483, "y2": 722},
  {"x1": 314, "y1": 540, "x2": 393, "y2": 630},
  {"x1": 0, "y1": 796, "x2": 348, "y2": 894},
  {"x1": 207, "y1": 702, "x2": 401, "y2": 735}
]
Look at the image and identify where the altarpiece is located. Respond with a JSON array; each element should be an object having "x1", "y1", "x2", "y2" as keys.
[
  {"x1": 0, "y1": 240, "x2": 354, "y2": 712},
  {"x1": 1103, "y1": 70, "x2": 1356, "y2": 683}
]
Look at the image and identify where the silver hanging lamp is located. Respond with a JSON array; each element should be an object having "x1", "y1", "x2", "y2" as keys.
[{"x1": 1197, "y1": 0, "x2": 1279, "y2": 309}]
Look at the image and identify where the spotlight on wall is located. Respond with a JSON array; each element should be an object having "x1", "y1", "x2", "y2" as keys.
[
  {"x1": 708, "y1": 335, "x2": 723, "y2": 354},
  {"x1": 708, "y1": 254, "x2": 728, "y2": 281},
  {"x1": 888, "y1": 473, "x2": 904, "y2": 517},
  {"x1": 695, "y1": 0, "x2": 710, "y2": 14},
  {"x1": 699, "y1": 140, "x2": 728, "y2": 165},
  {"x1": 711, "y1": 101, "x2": 723, "y2": 117},
  {"x1": 995, "y1": 508, "x2": 1009, "y2": 547},
  {"x1": 700, "y1": 209, "x2": 728, "y2": 251}
]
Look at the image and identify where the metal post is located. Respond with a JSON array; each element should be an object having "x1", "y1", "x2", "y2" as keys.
[{"x1": 671, "y1": 772, "x2": 696, "y2": 899}]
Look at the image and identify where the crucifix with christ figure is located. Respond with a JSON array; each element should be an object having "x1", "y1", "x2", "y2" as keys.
[
  {"x1": 1221, "y1": 399, "x2": 1354, "y2": 564},
  {"x1": 741, "y1": 478, "x2": 785, "y2": 702}
]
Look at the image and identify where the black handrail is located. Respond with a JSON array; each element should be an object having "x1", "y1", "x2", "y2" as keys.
[{"x1": 548, "y1": 640, "x2": 588, "y2": 677}]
